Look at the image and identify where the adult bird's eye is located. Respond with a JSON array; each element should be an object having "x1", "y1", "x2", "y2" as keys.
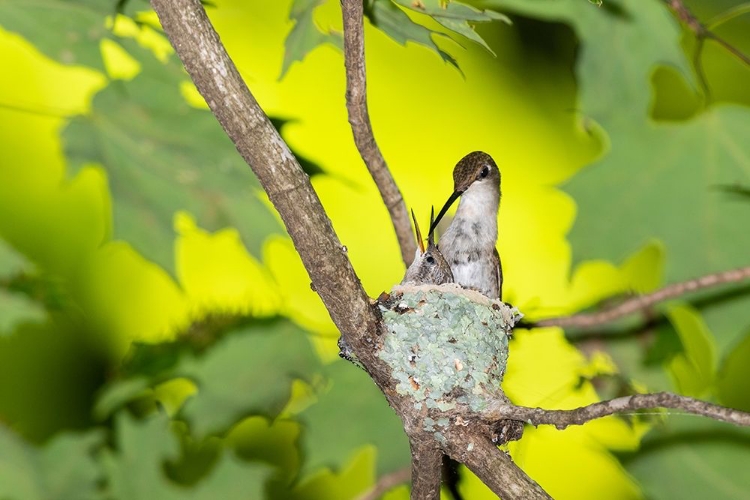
[
  {"x1": 480, "y1": 166, "x2": 489, "y2": 178},
  {"x1": 425, "y1": 255, "x2": 435, "y2": 264}
]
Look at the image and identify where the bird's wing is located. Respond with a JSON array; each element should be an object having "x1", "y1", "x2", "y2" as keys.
[{"x1": 494, "y1": 247, "x2": 503, "y2": 301}]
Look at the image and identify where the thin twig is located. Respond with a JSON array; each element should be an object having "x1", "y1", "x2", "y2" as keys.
[
  {"x1": 485, "y1": 392, "x2": 750, "y2": 428},
  {"x1": 340, "y1": 0, "x2": 417, "y2": 267},
  {"x1": 667, "y1": 0, "x2": 706, "y2": 35},
  {"x1": 409, "y1": 436, "x2": 443, "y2": 500},
  {"x1": 531, "y1": 265, "x2": 750, "y2": 329},
  {"x1": 706, "y1": 32, "x2": 750, "y2": 66},
  {"x1": 356, "y1": 468, "x2": 411, "y2": 500},
  {"x1": 692, "y1": 35, "x2": 710, "y2": 99},
  {"x1": 707, "y1": 2, "x2": 750, "y2": 30},
  {"x1": 666, "y1": 0, "x2": 750, "y2": 81}
]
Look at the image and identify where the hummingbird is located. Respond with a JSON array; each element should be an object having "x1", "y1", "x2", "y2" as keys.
[
  {"x1": 429, "y1": 151, "x2": 502, "y2": 300},
  {"x1": 401, "y1": 207, "x2": 454, "y2": 286}
]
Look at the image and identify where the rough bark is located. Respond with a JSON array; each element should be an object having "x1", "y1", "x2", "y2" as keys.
[
  {"x1": 443, "y1": 428, "x2": 551, "y2": 500},
  {"x1": 409, "y1": 436, "x2": 443, "y2": 500}
]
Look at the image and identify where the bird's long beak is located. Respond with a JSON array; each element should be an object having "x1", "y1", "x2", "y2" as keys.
[
  {"x1": 430, "y1": 191, "x2": 461, "y2": 234},
  {"x1": 427, "y1": 206, "x2": 436, "y2": 247},
  {"x1": 411, "y1": 209, "x2": 425, "y2": 253}
]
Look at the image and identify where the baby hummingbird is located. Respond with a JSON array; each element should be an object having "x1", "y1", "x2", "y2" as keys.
[
  {"x1": 430, "y1": 151, "x2": 502, "y2": 300},
  {"x1": 401, "y1": 208, "x2": 454, "y2": 286},
  {"x1": 339, "y1": 208, "x2": 452, "y2": 366}
]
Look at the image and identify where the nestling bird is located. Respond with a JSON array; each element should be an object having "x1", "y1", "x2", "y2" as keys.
[
  {"x1": 401, "y1": 208, "x2": 454, "y2": 286},
  {"x1": 430, "y1": 151, "x2": 502, "y2": 300},
  {"x1": 339, "y1": 208, "x2": 452, "y2": 366}
]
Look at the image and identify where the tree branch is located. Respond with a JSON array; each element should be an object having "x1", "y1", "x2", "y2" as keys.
[
  {"x1": 341, "y1": 0, "x2": 417, "y2": 267},
  {"x1": 355, "y1": 468, "x2": 411, "y2": 500},
  {"x1": 409, "y1": 436, "x2": 443, "y2": 500},
  {"x1": 531, "y1": 265, "x2": 750, "y2": 329},
  {"x1": 442, "y1": 428, "x2": 551, "y2": 500},
  {"x1": 485, "y1": 392, "x2": 750, "y2": 428},
  {"x1": 148, "y1": 0, "x2": 390, "y2": 371}
]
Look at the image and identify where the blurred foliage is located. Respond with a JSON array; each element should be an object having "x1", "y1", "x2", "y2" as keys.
[
  {"x1": 0, "y1": 239, "x2": 46, "y2": 334},
  {"x1": 63, "y1": 40, "x2": 283, "y2": 276},
  {"x1": 297, "y1": 361, "x2": 409, "y2": 478},
  {"x1": 621, "y1": 417, "x2": 750, "y2": 500},
  {"x1": 0, "y1": 0, "x2": 749, "y2": 498},
  {"x1": 283, "y1": 0, "x2": 343, "y2": 77}
]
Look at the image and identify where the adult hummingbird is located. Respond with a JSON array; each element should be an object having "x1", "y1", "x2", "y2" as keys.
[
  {"x1": 401, "y1": 208, "x2": 454, "y2": 286},
  {"x1": 430, "y1": 151, "x2": 502, "y2": 300}
]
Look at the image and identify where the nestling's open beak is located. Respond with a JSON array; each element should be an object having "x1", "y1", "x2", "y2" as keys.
[
  {"x1": 427, "y1": 206, "x2": 436, "y2": 247},
  {"x1": 411, "y1": 209, "x2": 425, "y2": 253},
  {"x1": 430, "y1": 191, "x2": 461, "y2": 235}
]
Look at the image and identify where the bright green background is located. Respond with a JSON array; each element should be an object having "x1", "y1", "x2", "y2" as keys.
[{"x1": 0, "y1": 0, "x2": 749, "y2": 498}]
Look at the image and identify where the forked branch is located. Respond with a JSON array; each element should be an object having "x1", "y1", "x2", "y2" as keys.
[
  {"x1": 666, "y1": 0, "x2": 750, "y2": 97},
  {"x1": 667, "y1": 0, "x2": 750, "y2": 65},
  {"x1": 341, "y1": 0, "x2": 417, "y2": 267}
]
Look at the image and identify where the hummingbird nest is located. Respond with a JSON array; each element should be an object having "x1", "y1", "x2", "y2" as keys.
[{"x1": 378, "y1": 283, "x2": 521, "y2": 414}]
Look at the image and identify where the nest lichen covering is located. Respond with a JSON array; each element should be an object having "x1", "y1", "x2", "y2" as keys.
[{"x1": 379, "y1": 283, "x2": 521, "y2": 413}]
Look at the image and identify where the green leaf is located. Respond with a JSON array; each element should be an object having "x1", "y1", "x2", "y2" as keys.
[
  {"x1": 93, "y1": 377, "x2": 151, "y2": 421},
  {"x1": 62, "y1": 47, "x2": 282, "y2": 275},
  {"x1": 282, "y1": 0, "x2": 343, "y2": 78},
  {"x1": 103, "y1": 412, "x2": 272, "y2": 500},
  {"x1": 287, "y1": 447, "x2": 380, "y2": 500},
  {"x1": 717, "y1": 331, "x2": 750, "y2": 411},
  {"x1": 0, "y1": 238, "x2": 33, "y2": 278},
  {"x1": 0, "y1": 239, "x2": 45, "y2": 335},
  {"x1": 623, "y1": 418, "x2": 750, "y2": 500},
  {"x1": 176, "y1": 320, "x2": 322, "y2": 437},
  {"x1": 566, "y1": 106, "x2": 750, "y2": 306},
  {"x1": 366, "y1": 0, "x2": 460, "y2": 70},
  {"x1": 0, "y1": 424, "x2": 103, "y2": 500},
  {"x1": 0, "y1": 290, "x2": 46, "y2": 336},
  {"x1": 488, "y1": 0, "x2": 750, "y2": 353},
  {"x1": 0, "y1": 0, "x2": 111, "y2": 71},
  {"x1": 0, "y1": 0, "x2": 151, "y2": 71},
  {"x1": 392, "y1": 0, "x2": 510, "y2": 55},
  {"x1": 297, "y1": 360, "x2": 409, "y2": 478},
  {"x1": 98, "y1": 318, "x2": 322, "y2": 437},
  {"x1": 487, "y1": 0, "x2": 693, "y2": 121},
  {"x1": 666, "y1": 304, "x2": 717, "y2": 397}
]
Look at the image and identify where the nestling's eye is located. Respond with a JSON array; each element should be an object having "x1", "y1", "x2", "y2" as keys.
[
  {"x1": 480, "y1": 166, "x2": 489, "y2": 178},
  {"x1": 425, "y1": 255, "x2": 435, "y2": 264}
]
